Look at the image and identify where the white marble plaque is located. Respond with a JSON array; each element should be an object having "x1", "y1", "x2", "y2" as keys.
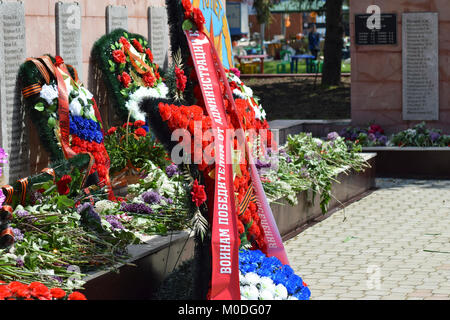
[
  {"x1": 148, "y1": 7, "x2": 169, "y2": 70},
  {"x1": 0, "y1": 2, "x2": 29, "y2": 183},
  {"x1": 106, "y1": 5, "x2": 128, "y2": 34},
  {"x1": 56, "y1": 2, "x2": 83, "y2": 80},
  {"x1": 402, "y1": 12, "x2": 439, "y2": 121}
]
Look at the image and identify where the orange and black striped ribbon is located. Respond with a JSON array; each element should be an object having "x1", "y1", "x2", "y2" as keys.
[
  {"x1": 17, "y1": 178, "x2": 29, "y2": 206},
  {"x1": 22, "y1": 83, "x2": 42, "y2": 98},
  {"x1": 239, "y1": 186, "x2": 257, "y2": 216},
  {"x1": 41, "y1": 167, "x2": 56, "y2": 183},
  {"x1": 1, "y1": 185, "x2": 14, "y2": 205},
  {"x1": 26, "y1": 58, "x2": 51, "y2": 85}
]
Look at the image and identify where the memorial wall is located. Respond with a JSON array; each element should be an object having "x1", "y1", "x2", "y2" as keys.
[
  {"x1": 0, "y1": 0, "x2": 169, "y2": 184},
  {"x1": 350, "y1": 0, "x2": 450, "y2": 133}
]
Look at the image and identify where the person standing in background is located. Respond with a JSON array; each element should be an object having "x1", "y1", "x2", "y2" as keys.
[{"x1": 308, "y1": 24, "x2": 321, "y2": 59}]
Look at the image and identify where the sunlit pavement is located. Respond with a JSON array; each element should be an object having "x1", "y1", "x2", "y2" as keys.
[{"x1": 284, "y1": 178, "x2": 450, "y2": 300}]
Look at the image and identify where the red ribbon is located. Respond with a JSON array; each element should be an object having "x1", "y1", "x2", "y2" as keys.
[{"x1": 185, "y1": 30, "x2": 240, "y2": 300}]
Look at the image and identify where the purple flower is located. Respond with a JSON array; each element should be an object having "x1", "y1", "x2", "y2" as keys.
[
  {"x1": 378, "y1": 135, "x2": 388, "y2": 146},
  {"x1": 300, "y1": 167, "x2": 310, "y2": 178},
  {"x1": 368, "y1": 133, "x2": 376, "y2": 141},
  {"x1": 120, "y1": 202, "x2": 154, "y2": 215},
  {"x1": 429, "y1": 131, "x2": 440, "y2": 143},
  {"x1": 327, "y1": 132, "x2": 340, "y2": 141},
  {"x1": 105, "y1": 215, "x2": 124, "y2": 230},
  {"x1": 12, "y1": 228, "x2": 24, "y2": 242},
  {"x1": 15, "y1": 210, "x2": 37, "y2": 223},
  {"x1": 142, "y1": 191, "x2": 162, "y2": 204},
  {"x1": 16, "y1": 258, "x2": 24, "y2": 268},
  {"x1": 161, "y1": 196, "x2": 174, "y2": 205},
  {"x1": 256, "y1": 159, "x2": 272, "y2": 170},
  {"x1": 285, "y1": 156, "x2": 292, "y2": 164},
  {"x1": 77, "y1": 202, "x2": 101, "y2": 223},
  {"x1": 165, "y1": 164, "x2": 179, "y2": 178}
]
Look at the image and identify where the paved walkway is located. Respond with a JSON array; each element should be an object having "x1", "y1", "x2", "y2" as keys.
[{"x1": 285, "y1": 178, "x2": 450, "y2": 300}]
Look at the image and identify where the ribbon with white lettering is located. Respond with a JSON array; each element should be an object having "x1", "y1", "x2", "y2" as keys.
[
  {"x1": 209, "y1": 34, "x2": 290, "y2": 265},
  {"x1": 185, "y1": 30, "x2": 240, "y2": 300}
]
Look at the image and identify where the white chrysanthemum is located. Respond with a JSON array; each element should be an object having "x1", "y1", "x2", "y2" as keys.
[
  {"x1": 69, "y1": 98, "x2": 82, "y2": 116},
  {"x1": 125, "y1": 82, "x2": 169, "y2": 121},
  {"x1": 228, "y1": 73, "x2": 242, "y2": 84},
  {"x1": 274, "y1": 284, "x2": 288, "y2": 300},
  {"x1": 240, "y1": 285, "x2": 260, "y2": 300},
  {"x1": 77, "y1": 87, "x2": 94, "y2": 106},
  {"x1": 260, "y1": 108, "x2": 267, "y2": 120},
  {"x1": 242, "y1": 85, "x2": 253, "y2": 97},
  {"x1": 259, "y1": 289, "x2": 274, "y2": 300},
  {"x1": 233, "y1": 88, "x2": 246, "y2": 99},
  {"x1": 94, "y1": 200, "x2": 117, "y2": 213},
  {"x1": 244, "y1": 272, "x2": 261, "y2": 286},
  {"x1": 40, "y1": 83, "x2": 59, "y2": 105},
  {"x1": 125, "y1": 99, "x2": 146, "y2": 121},
  {"x1": 259, "y1": 277, "x2": 275, "y2": 291}
]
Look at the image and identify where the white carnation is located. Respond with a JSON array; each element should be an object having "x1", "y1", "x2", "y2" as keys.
[
  {"x1": 232, "y1": 88, "x2": 246, "y2": 99},
  {"x1": 69, "y1": 98, "x2": 82, "y2": 116},
  {"x1": 274, "y1": 284, "x2": 288, "y2": 300},
  {"x1": 244, "y1": 272, "x2": 260, "y2": 286},
  {"x1": 259, "y1": 289, "x2": 274, "y2": 300},
  {"x1": 40, "y1": 83, "x2": 59, "y2": 105},
  {"x1": 240, "y1": 285, "x2": 260, "y2": 300},
  {"x1": 242, "y1": 85, "x2": 253, "y2": 97},
  {"x1": 94, "y1": 200, "x2": 117, "y2": 213}
]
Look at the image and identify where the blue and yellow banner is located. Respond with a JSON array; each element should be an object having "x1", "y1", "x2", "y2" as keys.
[{"x1": 191, "y1": 0, "x2": 234, "y2": 69}]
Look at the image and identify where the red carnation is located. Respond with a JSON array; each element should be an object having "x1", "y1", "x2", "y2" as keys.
[
  {"x1": 122, "y1": 122, "x2": 134, "y2": 128},
  {"x1": 0, "y1": 286, "x2": 11, "y2": 300},
  {"x1": 145, "y1": 48, "x2": 154, "y2": 63},
  {"x1": 193, "y1": 8, "x2": 205, "y2": 31},
  {"x1": 55, "y1": 56, "x2": 64, "y2": 67},
  {"x1": 112, "y1": 49, "x2": 126, "y2": 64},
  {"x1": 119, "y1": 36, "x2": 131, "y2": 50},
  {"x1": 134, "y1": 120, "x2": 146, "y2": 127},
  {"x1": 50, "y1": 288, "x2": 66, "y2": 300},
  {"x1": 175, "y1": 66, "x2": 187, "y2": 92},
  {"x1": 118, "y1": 71, "x2": 131, "y2": 88},
  {"x1": 106, "y1": 127, "x2": 117, "y2": 135},
  {"x1": 134, "y1": 127, "x2": 147, "y2": 137},
  {"x1": 159, "y1": 103, "x2": 172, "y2": 121},
  {"x1": 67, "y1": 291, "x2": 87, "y2": 300},
  {"x1": 132, "y1": 38, "x2": 144, "y2": 53},
  {"x1": 28, "y1": 282, "x2": 51, "y2": 300},
  {"x1": 182, "y1": 0, "x2": 193, "y2": 19},
  {"x1": 56, "y1": 175, "x2": 72, "y2": 196},
  {"x1": 191, "y1": 179, "x2": 207, "y2": 207},
  {"x1": 143, "y1": 71, "x2": 156, "y2": 87}
]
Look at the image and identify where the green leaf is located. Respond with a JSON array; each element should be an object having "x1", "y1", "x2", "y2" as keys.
[
  {"x1": 34, "y1": 102, "x2": 45, "y2": 112},
  {"x1": 47, "y1": 117, "x2": 56, "y2": 128},
  {"x1": 56, "y1": 195, "x2": 75, "y2": 210},
  {"x1": 182, "y1": 19, "x2": 194, "y2": 31}
]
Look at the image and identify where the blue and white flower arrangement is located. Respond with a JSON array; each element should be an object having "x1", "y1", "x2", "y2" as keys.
[{"x1": 239, "y1": 249, "x2": 311, "y2": 300}]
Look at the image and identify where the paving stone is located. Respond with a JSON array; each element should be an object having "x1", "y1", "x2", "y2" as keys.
[{"x1": 285, "y1": 179, "x2": 450, "y2": 300}]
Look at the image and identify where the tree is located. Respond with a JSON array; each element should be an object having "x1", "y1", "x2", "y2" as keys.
[{"x1": 321, "y1": 0, "x2": 344, "y2": 86}]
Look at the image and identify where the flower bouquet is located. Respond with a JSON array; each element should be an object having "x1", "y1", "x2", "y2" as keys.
[
  {"x1": 390, "y1": 122, "x2": 450, "y2": 147},
  {"x1": 339, "y1": 124, "x2": 388, "y2": 147},
  {"x1": 91, "y1": 29, "x2": 171, "y2": 123},
  {"x1": 239, "y1": 249, "x2": 310, "y2": 300},
  {"x1": 104, "y1": 120, "x2": 170, "y2": 189}
]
